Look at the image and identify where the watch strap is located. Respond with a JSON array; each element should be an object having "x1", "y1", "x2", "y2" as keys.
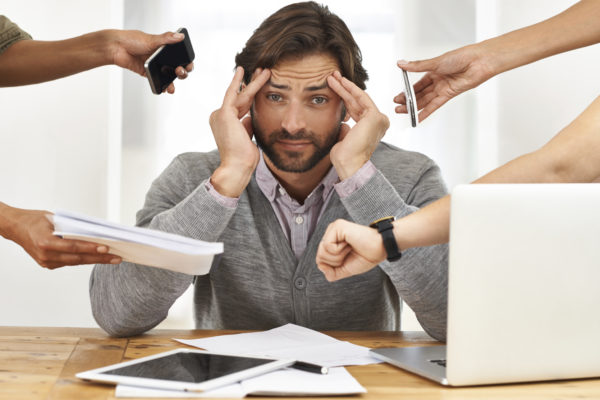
[{"x1": 370, "y1": 217, "x2": 402, "y2": 262}]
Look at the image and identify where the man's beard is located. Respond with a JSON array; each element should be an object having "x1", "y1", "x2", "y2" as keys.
[{"x1": 252, "y1": 117, "x2": 341, "y2": 173}]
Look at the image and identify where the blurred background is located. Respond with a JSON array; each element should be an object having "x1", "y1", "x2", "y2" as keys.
[{"x1": 1, "y1": 0, "x2": 597, "y2": 332}]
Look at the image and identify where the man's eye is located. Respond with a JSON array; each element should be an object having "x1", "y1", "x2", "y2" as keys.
[
  {"x1": 312, "y1": 96, "x2": 327, "y2": 105},
  {"x1": 267, "y1": 94, "x2": 282, "y2": 102}
]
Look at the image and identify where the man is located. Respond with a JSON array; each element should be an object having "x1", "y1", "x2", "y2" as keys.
[
  {"x1": 90, "y1": 2, "x2": 448, "y2": 341},
  {"x1": 0, "y1": 15, "x2": 193, "y2": 269}
]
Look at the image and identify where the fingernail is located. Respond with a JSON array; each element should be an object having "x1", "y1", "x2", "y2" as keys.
[
  {"x1": 110, "y1": 258, "x2": 121, "y2": 264},
  {"x1": 397, "y1": 59, "x2": 408, "y2": 66},
  {"x1": 97, "y1": 246, "x2": 108, "y2": 253},
  {"x1": 172, "y1": 33, "x2": 184, "y2": 39}
]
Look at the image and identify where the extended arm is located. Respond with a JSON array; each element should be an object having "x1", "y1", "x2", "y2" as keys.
[
  {"x1": 395, "y1": 0, "x2": 600, "y2": 121},
  {"x1": 0, "y1": 29, "x2": 193, "y2": 92},
  {"x1": 0, "y1": 202, "x2": 121, "y2": 269}
]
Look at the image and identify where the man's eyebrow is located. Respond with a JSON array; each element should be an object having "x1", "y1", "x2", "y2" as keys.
[
  {"x1": 305, "y1": 81, "x2": 328, "y2": 92},
  {"x1": 266, "y1": 80, "x2": 329, "y2": 91},
  {"x1": 267, "y1": 81, "x2": 290, "y2": 90}
]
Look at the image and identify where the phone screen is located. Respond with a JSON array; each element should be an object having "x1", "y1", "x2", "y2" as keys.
[
  {"x1": 103, "y1": 352, "x2": 273, "y2": 383},
  {"x1": 145, "y1": 28, "x2": 195, "y2": 94}
]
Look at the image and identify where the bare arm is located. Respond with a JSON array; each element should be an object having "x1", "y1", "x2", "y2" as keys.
[
  {"x1": 482, "y1": 0, "x2": 600, "y2": 76},
  {"x1": 396, "y1": 0, "x2": 600, "y2": 121},
  {"x1": 0, "y1": 202, "x2": 121, "y2": 269},
  {"x1": 0, "y1": 29, "x2": 193, "y2": 92}
]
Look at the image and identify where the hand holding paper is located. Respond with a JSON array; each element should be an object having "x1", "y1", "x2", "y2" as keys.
[{"x1": 53, "y1": 210, "x2": 223, "y2": 274}]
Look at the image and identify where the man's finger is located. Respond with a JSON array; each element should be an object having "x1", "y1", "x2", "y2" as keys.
[
  {"x1": 337, "y1": 74, "x2": 377, "y2": 111},
  {"x1": 327, "y1": 73, "x2": 361, "y2": 120},
  {"x1": 240, "y1": 68, "x2": 271, "y2": 99},
  {"x1": 223, "y1": 66, "x2": 245, "y2": 104}
]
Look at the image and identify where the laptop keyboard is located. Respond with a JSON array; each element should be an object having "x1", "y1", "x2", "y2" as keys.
[{"x1": 429, "y1": 359, "x2": 446, "y2": 368}]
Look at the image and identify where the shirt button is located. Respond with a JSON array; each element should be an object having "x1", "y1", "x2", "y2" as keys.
[
  {"x1": 294, "y1": 277, "x2": 307, "y2": 290},
  {"x1": 278, "y1": 187, "x2": 286, "y2": 196},
  {"x1": 295, "y1": 215, "x2": 304, "y2": 225}
]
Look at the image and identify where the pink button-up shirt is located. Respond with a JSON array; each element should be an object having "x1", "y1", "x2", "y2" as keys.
[{"x1": 206, "y1": 152, "x2": 376, "y2": 259}]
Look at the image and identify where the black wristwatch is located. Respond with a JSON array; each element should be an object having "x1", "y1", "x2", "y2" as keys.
[{"x1": 369, "y1": 216, "x2": 402, "y2": 262}]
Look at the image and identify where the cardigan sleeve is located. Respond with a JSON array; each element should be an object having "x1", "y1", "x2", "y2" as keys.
[{"x1": 90, "y1": 154, "x2": 237, "y2": 337}]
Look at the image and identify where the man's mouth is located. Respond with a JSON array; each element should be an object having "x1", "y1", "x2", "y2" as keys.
[{"x1": 276, "y1": 140, "x2": 312, "y2": 151}]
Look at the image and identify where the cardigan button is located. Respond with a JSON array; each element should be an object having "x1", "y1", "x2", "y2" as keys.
[{"x1": 294, "y1": 277, "x2": 307, "y2": 290}]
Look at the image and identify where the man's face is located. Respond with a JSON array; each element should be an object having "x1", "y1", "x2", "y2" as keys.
[{"x1": 252, "y1": 53, "x2": 345, "y2": 173}]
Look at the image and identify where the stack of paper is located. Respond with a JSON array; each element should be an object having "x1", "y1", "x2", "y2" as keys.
[
  {"x1": 52, "y1": 209, "x2": 223, "y2": 275},
  {"x1": 175, "y1": 323, "x2": 380, "y2": 367}
]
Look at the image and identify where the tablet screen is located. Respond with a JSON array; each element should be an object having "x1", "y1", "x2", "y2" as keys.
[{"x1": 103, "y1": 352, "x2": 273, "y2": 383}]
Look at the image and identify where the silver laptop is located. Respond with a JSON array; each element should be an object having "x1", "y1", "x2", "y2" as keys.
[{"x1": 371, "y1": 184, "x2": 600, "y2": 386}]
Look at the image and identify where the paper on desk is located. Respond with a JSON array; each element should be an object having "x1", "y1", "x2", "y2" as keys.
[
  {"x1": 175, "y1": 323, "x2": 381, "y2": 367},
  {"x1": 115, "y1": 367, "x2": 366, "y2": 398},
  {"x1": 52, "y1": 209, "x2": 223, "y2": 275}
]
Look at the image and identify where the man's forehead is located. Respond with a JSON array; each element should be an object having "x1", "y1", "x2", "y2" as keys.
[{"x1": 268, "y1": 54, "x2": 339, "y2": 90}]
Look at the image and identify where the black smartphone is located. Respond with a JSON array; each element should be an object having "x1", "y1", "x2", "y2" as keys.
[{"x1": 144, "y1": 27, "x2": 195, "y2": 94}]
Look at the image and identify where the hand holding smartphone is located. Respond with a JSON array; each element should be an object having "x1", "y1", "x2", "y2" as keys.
[{"x1": 144, "y1": 28, "x2": 195, "y2": 94}]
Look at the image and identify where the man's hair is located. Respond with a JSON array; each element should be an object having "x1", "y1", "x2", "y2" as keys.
[{"x1": 235, "y1": 1, "x2": 368, "y2": 89}]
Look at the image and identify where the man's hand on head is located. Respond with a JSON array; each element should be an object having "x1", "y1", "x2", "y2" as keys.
[
  {"x1": 326, "y1": 71, "x2": 389, "y2": 180},
  {"x1": 209, "y1": 66, "x2": 271, "y2": 198}
]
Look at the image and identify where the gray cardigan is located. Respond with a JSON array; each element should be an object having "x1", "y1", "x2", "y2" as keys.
[{"x1": 90, "y1": 142, "x2": 449, "y2": 340}]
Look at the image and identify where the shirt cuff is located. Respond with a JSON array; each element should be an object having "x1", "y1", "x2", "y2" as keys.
[
  {"x1": 204, "y1": 179, "x2": 239, "y2": 209},
  {"x1": 334, "y1": 160, "x2": 377, "y2": 199}
]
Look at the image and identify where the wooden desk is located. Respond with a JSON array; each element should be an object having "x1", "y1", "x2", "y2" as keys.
[{"x1": 1, "y1": 326, "x2": 599, "y2": 400}]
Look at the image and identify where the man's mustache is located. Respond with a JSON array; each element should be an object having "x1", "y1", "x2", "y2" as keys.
[{"x1": 269, "y1": 129, "x2": 315, "y2": 142}]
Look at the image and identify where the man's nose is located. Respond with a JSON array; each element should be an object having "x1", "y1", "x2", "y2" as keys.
[{"x1": 281, "y1": 101, "x2": 307, "y2": 135}]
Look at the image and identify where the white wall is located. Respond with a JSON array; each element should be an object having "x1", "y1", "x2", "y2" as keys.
[{"x1": 0, "y1": 0, "x2": 122, "y2": 326}]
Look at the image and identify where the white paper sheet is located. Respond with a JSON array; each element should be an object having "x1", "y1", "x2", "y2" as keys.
[
  {"x1": 52, "y1": 209, "x2": 223, "y2": 275},
  {"x1": 115, "y1": 367, "x2": 366, "y2": 398},
  {"x1": 175, "y1": 323, "x2": 381, "y2": 367}
]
